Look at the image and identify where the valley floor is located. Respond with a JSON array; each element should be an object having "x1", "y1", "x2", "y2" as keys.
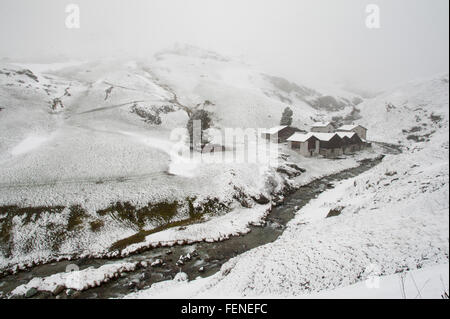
[
  {"x1": 0, "y1": 58, "x2": 448, "y2": 299},
  {"x1": 125, "y1": 134, "x2": 449, "y2": 298}
]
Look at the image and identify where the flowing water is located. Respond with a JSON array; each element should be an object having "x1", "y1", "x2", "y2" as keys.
[{"x1": 0, "y1": 144, "x2": 401, "y2": 299}]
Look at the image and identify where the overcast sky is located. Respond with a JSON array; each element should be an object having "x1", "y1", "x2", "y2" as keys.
[{"x1": 0, "y1": 0, "x2": 448, "y2": 91}]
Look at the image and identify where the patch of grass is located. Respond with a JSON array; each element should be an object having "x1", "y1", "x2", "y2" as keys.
[
  {"x1": 67, "y1": 205, "x2": 88, "y2": 231},
  {"x1": 142, "y1": 201, "x2": 179, "y2": 224},
  {"x1": 99, "y1": 198, "x2": 230, "y2": 232},
  {"x1": 187, "y1": 197, "x2": 197, "y2": 218},
  {"x1": 109, "y1": 197, "x2": 230, "y2": 252},
  {"x1": 110, "y1": 216, "x2": 202, "y2": 252},
  {"x1": 0, "y1": 197, "x2": 232, "y2": 256},
  {"x1": 49, "y1": 229, "x2": 67, "y2": 253},
  {"x1": 200, "y1": 197, "x2": 231, "y2": 215},
  {"x1": 97, "y1": 201, "x2": 180, "y2": 230},
  {"x1": 0, "y1": 205, "x2": 66, "y2": 240},
  {"x1": 89, "y1": 220, "x2": 104, "y2": 232},
  {"x1": 0, "y1": 205, "x2": 65, "y2": 257}
]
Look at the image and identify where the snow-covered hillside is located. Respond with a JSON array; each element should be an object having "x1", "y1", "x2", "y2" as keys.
[
  {"x1": 358, "y1": 74, "x2": 449, "y2": 144},
  {"x1": 0, "y1": 46, "x2": 447, "y2": 299},
  {"x1": 124, "y1": 74, "x2": 449, "y2": 298},
  {"x1": 151, "y1": 44, "x2": 363, "y2": 129},
  {"x1": 0, "y1": 46, "x2": 370, "y2": 273}
]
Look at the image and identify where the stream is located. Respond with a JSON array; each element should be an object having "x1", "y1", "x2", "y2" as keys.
[{"x1": 0, "y1": 144, "x2": 401, "y2": 299}]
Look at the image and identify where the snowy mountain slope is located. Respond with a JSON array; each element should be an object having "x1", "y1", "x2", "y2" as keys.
[
  {"x1": 0, "y1": 46, "x2": 365, "y2": 210},
  {"x1": 3, "y1": 45, "x2": 442, "y2": 280},
  {"x1": 150, "y1": 44, "x2": 363, "y2": 129},
  {"x1": 311, "y1": 263, "x2": 449, "y2": 299},
  {"x1": 0, "y1": 49, "x2": 371, "y2": 272},
  {"x1": 0, "y1": 63, "x2": 83, "y2": 156},
  {"x1": 126, "y1": 263, "x2": 449, "y2": 299},
  {"x1": 191, "y1": 145, "x2": 448, "y2": 298},
  {"x1": 0, "y1": 62, "x2": 169, "y2": 189},
  {"x1": 123, "y1": 75, "x2": 449, "y2": 298},
  {"x1": 358, "y1": 73, "x2": 449, "y2": 143}
]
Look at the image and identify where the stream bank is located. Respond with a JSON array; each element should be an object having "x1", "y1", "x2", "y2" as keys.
[{"x1": 0, "y1": 151, "x2": 394, "y2": 299}]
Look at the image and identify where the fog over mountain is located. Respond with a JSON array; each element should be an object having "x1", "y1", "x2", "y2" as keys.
[{"x1": 0, "y1": 0, "x2": 448, "y2": 92}]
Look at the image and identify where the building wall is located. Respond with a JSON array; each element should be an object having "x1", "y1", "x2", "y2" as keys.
[
  {"x1": 290, "y1": 140, "x2": 319, "y2": 157},
  {"x1": 289, "y1": 141, "x2": 301, "y2": 149},
  {"x1": 312, "y1": 140, "x2": 320, "y2": 156},
  {"x1": 320, "y1": 135, "x2": 343, "y2": 150},
  {"x1": 299, "y1": 142, "x2": 309, "y2": 156},
  {"x1": 266, "y1": 127, "x2": 301, "y2": 143},
  {"x1": 318, "y1": 135, "x2": 343, "y2": 158},
  {"x1": 262, "y1": 132, "x2": 283, "y2": 143},
  {"x1": 300, "y1": 140, "x2": 319, "y2": 157},
  {"x1": 353, "y1": 126, "x2": 367, "y2": 140},
  {"x1": 350, "y1": 134, "x2": 363, "y2": 145},
  {"x1": 278, "y1": 127, "x2": 301, "y2": 142}
]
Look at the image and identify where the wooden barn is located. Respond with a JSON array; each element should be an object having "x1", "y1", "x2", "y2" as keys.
[
  {"x1": 311, "y1": 122, "x2": 334, "y2": 133},
  {"x1": 337, "y1": 132, "x2": 363, "y2": 154},
  {"x1": 287, "y1": 132, "x2": 320, "y2": 157},
  {"x1": 313, "y1": 133, "x2": 344, "y2": 158},
  {"x1": 337, "y1": 124, "x2": 368, "y2": 140},
  {"x1": 261, "y1": 126, "x2": 303, "y2": 143}
]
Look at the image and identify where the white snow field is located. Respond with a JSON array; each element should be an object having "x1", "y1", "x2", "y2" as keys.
[
  {"x1": 126, "y1": 263, "x2": 449, "y2": 299},
  {"x1": 124, "y1": 73, "x2": 449, "y2": 299},
  {"x1": 0, "y1": 45, "x2": 448, "y2": 299},
  {"x1": 0, "y1": 45, "x2": 372, "y2": 272},
  {"x1": 312, "y1": 263, "x2": 449, "y2": 299}
]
